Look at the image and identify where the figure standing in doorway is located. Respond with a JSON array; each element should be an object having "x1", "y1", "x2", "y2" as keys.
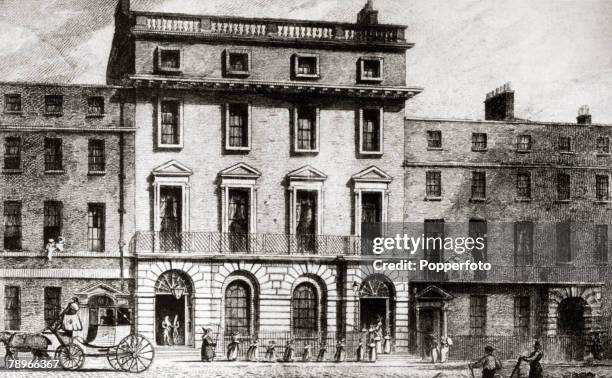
[
  {"x1": 172, "y1": 315, "x2": 180, "y2": 345},
  {"x1": 367, "y1": 332, "x2": 377, "y2": 362},
  {"x1": 383, "y1": 332, "x2": 391, "y2": 354},
  {"x1": 162, "y1": 316, "x2": 173, "y2": 346},
  {"x1": 439, "y1": 336, "x2": 451, "y2": 363}
]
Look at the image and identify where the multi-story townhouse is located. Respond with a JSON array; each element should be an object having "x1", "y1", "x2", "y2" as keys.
[
  {"x1": 0, "y1": 82, "x2": 136, "y2": 337},
  {"x1": 405, "y1": 84, "x2": 611, "y2": 359},
  {"x1": 107, "y1": 0, "x2": 421, "y2": 351}
]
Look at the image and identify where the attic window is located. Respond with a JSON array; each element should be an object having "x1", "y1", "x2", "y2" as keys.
[
  {"x1": 156, "y1": 48, "x2": 182, "y2": 74},
  {"x1": 294, "y1": 53, "x2": 320, "y2": 79},
  {"x1": 359, "y1": 57, "x2": 384, "y2": 82},
  {"x1": 225, "y1": 50, "x2": 250, "y2": 77}
]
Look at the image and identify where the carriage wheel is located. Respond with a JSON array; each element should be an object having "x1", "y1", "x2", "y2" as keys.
[
  {"x1": 116, "y1": 334, "x2": 155, "y2": 373},
  {"x1": 107, "y1": 346, "x2": 121, "y2": 371},
  {"x1": 56, "y1": 344, "x2": 85, "y2": 371}
]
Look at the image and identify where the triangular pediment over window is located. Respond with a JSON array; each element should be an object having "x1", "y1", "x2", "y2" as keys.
[
  {"x1": 416, "y1": 285, "x2": 454, "y2": 301},
  {"x1": 287, "y1": 165, "x2": 327, "y2": 182},
  {"x1": 219, "y1": 162, "x2": 261, "y2": 179},
  {"x1": 152, "y1": 160, "x2": 193, "y2": 177},
  {"x1": 351, "y1": 166, "x2": 393, "y2": 183}
]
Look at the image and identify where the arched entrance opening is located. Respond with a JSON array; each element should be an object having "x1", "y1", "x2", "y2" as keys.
[
  {"x1": 154, "y1": 270, "x2": 194, "y2": 347},
  {"x1": 358, "y1": 275, "x2": 395, "y2": 336},
  {"x1": 557, "y1": 297, "x2": 586, "y2": 336}
]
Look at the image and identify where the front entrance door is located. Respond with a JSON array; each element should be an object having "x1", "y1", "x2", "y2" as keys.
[
  {"x1": 419, "y1": 308, "x2": 442, "y2": 358},
  {"x1": 360, "y1": 298, "x2": 388, "y2": 330},
  {"x1": 155, "y1": 295, "x2": 186, "y2": 346}
]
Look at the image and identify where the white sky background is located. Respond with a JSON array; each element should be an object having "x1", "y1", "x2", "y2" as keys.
[{"x1": 0, "y1": 0, "x2": 610, "y2": 122}]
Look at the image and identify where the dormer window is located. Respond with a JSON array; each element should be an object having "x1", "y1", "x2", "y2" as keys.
[
  {"x1": 87, "y1": 96, "x2": 105, "y2": 117},
  {"x1": 225, "y1": 49, "x2": 250, "y2": 77},
  {"x1": 359, "y1": 57, "x2": 384, "y2": 82},
  {"x1": 4, "y1": 94, "x2": 22, "y2": 113},
  {"x1": 45, "y1": 95, "x2": 63, "y2": 116},
  {"x1": 156, "y1": 48, "x2": 182, "y2": 74},
  {"x1": 293, "y1": 53, "x2": 320, "y2": 79}
]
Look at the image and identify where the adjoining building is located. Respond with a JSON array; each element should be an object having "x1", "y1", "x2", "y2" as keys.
[{"x1": 405, "y1": 84, "x2": 611, "y2": 359}]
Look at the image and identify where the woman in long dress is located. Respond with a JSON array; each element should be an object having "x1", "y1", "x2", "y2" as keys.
[
  {"x1": 246, "y1": 337, "x2": 259, "y2": 362},
  {"x1": 282, "y1": 339, "x2": 295, "y2": 362},
  {"x1": 367, "y1": 334, "x2": 377, "y2": 362},
  {"x1": 226, "y1": 332, "x2": 240, "y2": 361},
  {"x1": 265, "y1": 342, "x2": 276, "y2": 362},
  {"x1": 302, "y1": 344, "x2": 312, "y2": 362},
  {"x1": 316, "y1": 341, "x2": 327, "y2": 362},
  {"x1": 60, "y1": 297, "x2": 82, "y2": 338},
  {"x1": 334, "y1": 339, "x2": 346, "y2": 362},
  {"x1": 521, "y1": 340, "x2": 544, "y2": 378},
  {"x1": 162, "y1": 316, "x2": 172, "y2": 345},
  {"x1": 374, "y1": 329, "x2": 383, "y2": 354},
  {"x1": 200, "y1": 328, "x2": 216, "y2": 362},
  {"x1": 355, "y1": 340, "x2": 365, "y2": 362},
  {"x1": 383, "y1": 332, "x2": 391, "y2": 354}
]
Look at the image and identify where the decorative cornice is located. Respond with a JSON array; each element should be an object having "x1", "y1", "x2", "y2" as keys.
[
  {"x1": 403, "y1": 161, "x2": 612, "y2": 171},
  {"x1": 130, "y1": 75, "x2": 421, "y2": 100}
]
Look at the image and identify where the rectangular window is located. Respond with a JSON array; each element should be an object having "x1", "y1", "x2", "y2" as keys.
[
  {"x1": 44, "y1": 138, "x2": 63, "y2": 171},
  {"x1": 88, "y1": 203, "x2": 105, "y2": 252},
  {"x1": 557, "y1": 172, "x2": 570, "y2": 200},
  {"x1": 472, "y1": 133, "x2": 487, "y2": 151},
  {"x1": 471, "y1": 171, "x2": 486, "y2": 199},
  {"x1": 228, "y1": 189, "x2": 250, "y2": 252},
  {"x1": 44, "y1": 95, "x2": 63, "y2": 115},
  {"x1": 4, "y1": 137, "x2": 21, "y2": 170},
  {"x1": 424, "y1": 220, "x2": 444, "y2": 263},
  {"x1": 156, "y1": 48, "x2": 182, "y2": 73},
  {"x1": 296, "y1": 190, "x2": 318, "y2": 253},
  {"x1": 3, "y1": 201, "x2": 22, "y2": 251},
  {"x1": 361, "y1": 192, "x2": 383, "y2": 243},
  {"x1": 295, "y1": 107, "x2": 318, "y2": 152},
  {"x1": 427, "y1": 131, "x2": 442, "y2": 149},
  {"x1": 426, "y1": 171, "x2": 441, "y2": 198},
  {"x1": 159, "y1": 100, "x2": 180, "y2": 146},
  {"x1": 514, "y1": 221, "x2": 534, "y2": 266},
  {"x1": 595, "y1": 224, "x2": 608, "y2": 263},
  {"x1": 469, "y1": 295, "x2": 486, "y2": 336},
  {"x1": 4, "y1": 94, "x2": 22, "y2": 113},
  {"x1": 44, "y1": 287, "x2": 61, "y2": 327},
  {"x1": 294, "y1": 54, "x2": 320, "y2": 78},
  {"x1": 517, "y1": 135, "x2": 532, "y2": 151},
  {"x1": 558, "y1": 136, "x2": 572, "y2": 152},
  {"x1": 514, "y1": 296, "x2": 530, "y2": 336},
  {"x1": 225, "y1": 49, "x2": 250, "y2": 76},
  {"x1": 597, "y1": 137, "x2": 610, "y2": 154},
  {"x1": 359, "y1": 57, "x2": 383, "y2": 82},
  {"x1": 4, "y1": 286, "x2": 20, "y2": 330},
  {"x1": 87, "y1": 96, "x2": 104, "y2": 116},
  {"x1": 88, "y1": 139, "x2": 105, "y2": 173},
  {"x1": 516, "y1": 172, "x2": 531, "y2": 199},
  {"x1": 226, "y1": 104, "x2": 250, "y2": 150},
  {"x1": 360, "y1": 108, "x2": 383, "y2": 154},
  {"x1": 556, "y1": 222, "x2": 571, "y2": 263},
  {"x1": 596, "y1": 175, "x2": 609, "y2": 201},
  {"x1": 43, "y1": 201, "x2": 62, "y2": 246}
]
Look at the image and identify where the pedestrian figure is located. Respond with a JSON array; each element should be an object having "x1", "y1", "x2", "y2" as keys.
[
  {"x1": 470, "y1": 345, "x2": 502, "y2": 378},
  {"x1": 201, "y1": 328, "x2": 216, "y2": 362},
  {"x1": 520, "y1": 340, "x2": 544, "y2": 378},
  {"x1": 161, "y1": 316, "x2": 173, "y2": 345},
  {"x1": 46, "y1": 239, "x2": 56, "y2": 261},
  {"x1": 316, "y1": 341, "x2": 327, "y2": 362},
  {"x1": 227, "y1": 332, "x2": 240, "y2": 361},
  {"x1": 374, "y1": 329, "x2": 383, "y2": 354},
  {"x1": 60, "y1": 297, "x2": 82, "y2": 339},
  {"x1": 172, "y1": 315, "x2": 180, "y2": 345},
  {"x1": 334, "y1": 338, "x2": 346, "y2": 362},
  {"x1": 302, "y1": 344, "x2": 312, "y2": 362},
  {"x1": 439, "y1": 337, "x2": 451, "y2": 363},
  {"x1": 246, "y1": 337, "x2": 259, "y2": 362},
  {"x1": 427, "y1": 333, "x2": 439, "y2": 363},
  {"x1": 283, "y1": 338, "x2": 295, "y2": 362},
  {"x1": 367, "y1": 333, "x2": 377, "y2": 362},
  {"x1": 265, "y1": 341, "x2": 276, "y2": 362},
  {"x1": 383, "y1": 332, "x2": 391, "y2": 354},
  {"x1": 591, "y1": 333, "x2": 603, "y2": 361},
  {"x1": 355, "y1": 339, "x2": 365, "y2": 362}
]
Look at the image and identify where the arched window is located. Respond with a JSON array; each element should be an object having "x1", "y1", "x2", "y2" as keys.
[
  {"x1": 225, "y1": 281, "x2": 251, "y2": 335},
  {"x1": 292, "y1": 283, "x2": 318, "y2": 336}
]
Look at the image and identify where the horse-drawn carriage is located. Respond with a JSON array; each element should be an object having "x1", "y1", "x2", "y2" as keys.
[{"x1": 1, "y1": 320, "x2": 154, "y2": 372}]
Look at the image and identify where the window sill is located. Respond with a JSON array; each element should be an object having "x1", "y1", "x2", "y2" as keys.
[
  {"x1": 559, "y1": 151, "x2": 575, "y2": 155},
  {"x1": 44, "y1": 112, "x2": 63, "y2": 117},
  {"x1": 157, "y1": 144, "x2": 184, "y2": 150},
  {"x1": 359, "y1": 151, "x2": 384, "y2": 157},
  {"x1": 424, "y1": 196, "x2": 442, "y2": 202},
  {"x1": 597, "y1": 153, "x2": 611, "y2": 157},
  {"x1": 514, "y1": 198, "x2": 532, "y2": 203},
  {"x1": 471, "y1": 148, "x2": 488, "y2": 152},
  {"x1": 225, "y1": 71, "x2": 251, "y2": 77},
  {"x1": 3, "y1": 169, "x2": 22, "y2": 174},
  {"x1": 155, "y1": 68, "x2": 182, "y2": 75},
  {"x1": 44, "y1": 170, "x2": 65, "y2": 175},
  {"x1": 554, "y1": 199, "x2": 571, "y2": 203},
  {"x1": 427, "y1": 147, "x2": 443, "y2": 151},
  {"x1": 88, "y1": 171, "x2": 106, "y2": 176},
  {"x1": 4, "y1": 111, "x2": 23, "y2": 115},
  {"x1": 294, "y1": 149, "x2": 319, "y2": 155},
  {"x1": 515, "y1": 149, "x2": 532, "y2": 154},
  {"x1": 86, "y1": 114, "x2": 105, "y2": 118},
  {"x1": 225, "y1": 146, "x2": 251, "y2": 153},
  {"x1": 359, "y1": 77, "x2": 383, "y2": 83},
  {"x1": 470, "y1": 198, "x2": 487, "y2": 203},
  {"x1": 594, "y1": 200, "x2": 611, "y2": 204},
  {"x1": 294, "y1": 74, "x2": 321, "y2": 80}
]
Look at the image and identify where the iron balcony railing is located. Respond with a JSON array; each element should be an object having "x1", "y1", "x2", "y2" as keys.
[{"x1": 131, "y1": 231, "x2": 363, "y2": 256}]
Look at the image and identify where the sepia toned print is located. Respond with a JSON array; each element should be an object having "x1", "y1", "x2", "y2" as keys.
[{"x1": 0, "y1": 1, "x2": 611, "y2": 377}]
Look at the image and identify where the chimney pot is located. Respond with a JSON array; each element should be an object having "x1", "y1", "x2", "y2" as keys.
[
  {"x1": 357, "y1": 0, "x2": 379, "y2": 25},
  {"x1": 484, "y1": 82, "x2": 514, "y2": 121},
  {"x1": 577, "y1": 105, "x2": 592, "y2": 124}
]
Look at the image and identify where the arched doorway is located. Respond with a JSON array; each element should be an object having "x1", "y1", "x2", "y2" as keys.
[
  {"x1": 154, "y1": 270, "x2": 194, "y2": 347},
  {"x1": 358, "y1": 276, "x2": 395, "y2": 336},
  {"x1": 558, "y1": 297, "x2": 586, "y2": 335}
]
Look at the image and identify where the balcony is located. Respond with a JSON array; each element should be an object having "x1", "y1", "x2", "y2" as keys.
[
  {"x1": 131, "y1": 231, "x2": 362, "y2": 256},
  {"x1": 132, "y1": 12, "x2": 411, "y2": 49}
]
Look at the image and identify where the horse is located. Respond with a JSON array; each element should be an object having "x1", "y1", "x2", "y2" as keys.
[{"x1": 0, "y1": 331, "x2": 52, "y2": 363}]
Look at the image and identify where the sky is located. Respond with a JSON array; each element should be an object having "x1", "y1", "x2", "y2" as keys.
[{"x1": 0, "y1": 0, "x2": 611, "y2": 123}]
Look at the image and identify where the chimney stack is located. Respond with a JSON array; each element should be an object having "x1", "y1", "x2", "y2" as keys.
[
  {"x1": 357, "y1": 0, "x2": 379, "y2": 25},
  {"x1": 484, "y1": 82, "x2": 514, "y2": 121},
  {"x1": 577, "y1": 105, "x2": 591, "y2": 125}
]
